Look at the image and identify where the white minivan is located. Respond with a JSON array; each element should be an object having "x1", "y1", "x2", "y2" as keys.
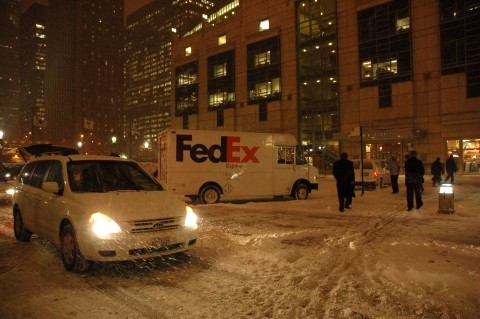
[
  {"x1": 352, "y1": 159, "x2": 390, "y2": 189},
  {"x1": 13, "y1": 144, "x2": 199, "y2": 272}
]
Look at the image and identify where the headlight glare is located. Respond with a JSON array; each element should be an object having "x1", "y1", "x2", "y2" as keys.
[
  {"x1": 89, "y1": 212, "x2": 121, "y2": 237},
  {"x1": 184, "y1": 206, "x2": 198, "y2": 227}
]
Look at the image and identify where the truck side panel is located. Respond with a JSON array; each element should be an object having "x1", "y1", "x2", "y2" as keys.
[{"x1": 158, "y1": 129, "x2": 317, "y2": 201}]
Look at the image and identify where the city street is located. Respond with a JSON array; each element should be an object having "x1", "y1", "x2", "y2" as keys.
[{"x1": 1, "y1": 176, "x2": 479, "y2": 319}]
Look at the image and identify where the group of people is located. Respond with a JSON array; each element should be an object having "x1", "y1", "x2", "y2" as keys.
[{"x1": 332, "y1": 151, "x2": 457, "y2": 213}]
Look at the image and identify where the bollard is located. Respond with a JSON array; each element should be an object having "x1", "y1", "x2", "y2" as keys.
[{"x1": 438, "y1": 183, "x2": 455, "y2": 214}]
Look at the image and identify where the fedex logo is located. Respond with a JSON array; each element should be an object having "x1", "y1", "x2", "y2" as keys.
[{"x1": 176, "y1": 134, "x2": 260, "y2": 163}]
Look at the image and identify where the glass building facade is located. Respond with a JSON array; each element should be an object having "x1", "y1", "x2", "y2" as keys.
[{"x1": 296, "y1": 0, "x2": 339, "y2": 173}]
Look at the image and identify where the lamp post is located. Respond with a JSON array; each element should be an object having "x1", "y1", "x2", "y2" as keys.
[
  {"x1": 111, "y1": 136, "x2": 117, "y2": 155},
  {"x1": 0, "y1": 131, "x2": 5, "y2": 182}
]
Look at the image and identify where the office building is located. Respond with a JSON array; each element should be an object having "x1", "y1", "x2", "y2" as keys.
[
  {"x1": 0, "y1": 0, "x2": 21, "y2": 146},
  {"x1": 172, "y1": 0, "x2": 480, "y2": 174},
  {"x1": 337, "y1": 0, "x2": 480, "y2": 173},
  {"x1": 19, "y1": 2, "x2": 47, "y2": 145},
  {"x1": 171, "y1": 0, "x2": 340, "y2": 172},
  {"x1": 124, "y1": 0, "x2": 230, "y2": 161},
  {"x1": 46, "y1": 0, "x2": 124, "y2": 155}
]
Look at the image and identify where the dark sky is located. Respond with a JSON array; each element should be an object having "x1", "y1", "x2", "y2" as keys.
[{"x1": 22, "y1": 0, "x2": 153, "y2": 17}]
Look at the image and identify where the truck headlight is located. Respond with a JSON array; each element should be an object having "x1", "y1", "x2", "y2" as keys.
[
  {"x1": 89, "y1": 212, "x2": 121, "y2": 237},
  {"x1": 184, "y1": 206, "x2": 198, "y2": 228}
]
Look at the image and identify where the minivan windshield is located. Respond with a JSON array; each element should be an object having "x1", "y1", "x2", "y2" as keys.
[{"x1": 67, "y1": 160, "x2": 162, "y2": 193}]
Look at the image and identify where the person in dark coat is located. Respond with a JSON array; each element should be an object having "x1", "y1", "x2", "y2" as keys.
[
  {"x1": 431, "y1": 157, "x2": 444, "y2": 186},
  {"x1": 404, "y1": 150, "x2": 424, "y2": 211},
  {"x1": 444, "y1": 154, "x2": 457, "y2": 184},
  {"x1": 389, "y1": 156, "x2": 400, "y2": 194},
  {"x1": 333, "y1": 152, "x2": 355, "y2": 212}
]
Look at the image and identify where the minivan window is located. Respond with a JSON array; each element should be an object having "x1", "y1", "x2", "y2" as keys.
[
  {"x1": 30, "y1": 161, "x2": 51, "y2": 188},
  {"x1": 45, "y1": 161, "x2": 64, "y2": 190},
  {"x1": 67, "y1": 160, "x2": 162, "y2": 193},
  {"x1": 19, "y1": 163, "x2": 35, "y2": 185}
]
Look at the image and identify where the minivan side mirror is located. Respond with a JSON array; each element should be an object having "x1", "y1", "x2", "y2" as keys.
[{"x1": 42, "y1": 181, "x2": 60, "y2": 194}]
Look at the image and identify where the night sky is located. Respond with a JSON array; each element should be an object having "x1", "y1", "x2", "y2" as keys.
[{"x1": 21, "y1": 0, "x2": 153, "y2": 17}]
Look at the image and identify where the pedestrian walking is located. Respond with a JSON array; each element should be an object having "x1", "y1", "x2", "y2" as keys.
[
  {"x1": 333, "y1": 152, "x2": 355, "y2": 212},
  {"x1": 444, "y1": 154, "x2": 457, "y2": 184},
  {"x1": 389, "y1": 156, "x2": 400, "y2": 194},
  {"x1": 431, "y1": 157, "x2": 444, "y2": 186},
  {"x1": 404, "y1": 150, "x2": 424, "y2": 211}
]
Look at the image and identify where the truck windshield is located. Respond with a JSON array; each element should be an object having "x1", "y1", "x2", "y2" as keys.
[{"x1": 296, "y1": 146, "x2": 308, "y2": 165}]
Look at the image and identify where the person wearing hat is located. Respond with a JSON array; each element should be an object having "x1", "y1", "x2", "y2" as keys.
[
  {"x1": 333, "y1": 152, "x2": 355, "y2": 212},
  {"x1": 431, "y1": 157, "x2": 444, "y2": 187},
  {"x1": 404, "y1": 150, "x2": 425, "y2": 211},
  {"x1": 444, "y1": 154, "x2": 457, "y2": 184}
]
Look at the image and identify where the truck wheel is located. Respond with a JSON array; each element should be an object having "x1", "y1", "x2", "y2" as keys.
[
  {"x1": 294, "y1": 184, "x2": 309, "y2": 200},
  {"x1": 199, "y1": 185, "x2": 220, "y2": 204},
  {"x1": 60, "y1": 224, "x2": 91, "y2": 273}
]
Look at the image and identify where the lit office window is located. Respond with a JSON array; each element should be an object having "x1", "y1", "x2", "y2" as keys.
[
  {"x1": 254, "y1": 51, "x2": 271, "y2": 66},
  {"x1": 213, "y1": 62, "x2": 227, "y2": 78},
  {"x1": 259, "y1": 19, "x2": 269, "y2": 31},
  {"x1": 185, "y1": 46, "x2": 192, "y2": 56},
  {"x1": 218, "y1": 34, "x2": 227, "y2": 45}
]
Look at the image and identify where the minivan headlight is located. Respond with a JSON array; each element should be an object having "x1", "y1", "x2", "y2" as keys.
[
  {"x1": 184, "y1": 206, "x2": 198, "y2": 228},
  {"x1": 89, "y1": 212, "x2": 121, "y2": 237}
]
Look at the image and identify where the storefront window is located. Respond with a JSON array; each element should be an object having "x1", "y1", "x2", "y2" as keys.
[{"x1": 463, "y1": 139, "x2": 480, "y2": 173}]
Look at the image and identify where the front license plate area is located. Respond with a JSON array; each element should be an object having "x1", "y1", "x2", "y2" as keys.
[{"x1": 151, "y1": 236, "x2": 170, "y2": 247}]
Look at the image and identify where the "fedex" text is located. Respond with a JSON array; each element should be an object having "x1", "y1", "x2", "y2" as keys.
[{"x1": 176, "y1": 134, "x2": 260, "y2": 163}]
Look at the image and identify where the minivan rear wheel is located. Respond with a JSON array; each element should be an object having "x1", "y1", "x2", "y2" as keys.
[{"x1": 13, "y1": 209, "x2": 32, "y2": 242}]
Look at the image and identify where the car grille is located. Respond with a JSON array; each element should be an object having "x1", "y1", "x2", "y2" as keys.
[
  {"x1": 129, "y1": 243, "x2": 184, "y2": 256},
  {"x1": 127, "y1": 217, "x2": 181, "y2": 233}
]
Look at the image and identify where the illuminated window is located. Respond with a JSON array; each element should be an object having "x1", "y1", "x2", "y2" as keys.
[
  {"x1": 254, "y1": 51, "x2": 271, "y2": 66},
  {"x1": 213, "y1": 62, "x2": 227, "y2": 77},
  {"x1": 361, "y1": 59, "x2": 398, "y2": 81},
  {"x1": 396, "y1": 16, "x2": 410, "y2": 32},
  {"x1": 218, "y1": 34, "x2": 226, "y2": 45},
  {"x1": 185, "y1": 47, "x2": 192, "y2": 56},
  {"x1": 249, "y1": 78, "x2": 280, "y2": 99},
  {"x1": 259, "y1": 19, "x2": 269, "y2": 31},
  {"x1": 209, "y1": 92, "x2": 235, "y2": 107}
]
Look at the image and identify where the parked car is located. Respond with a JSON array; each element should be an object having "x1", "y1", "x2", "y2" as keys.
[
  {"x1": 12, "y1": 145, "x2": 199, "y2": 272},
  {"x1": 3, "y1": 163, "x2": 24, "y2": 181},
  {"x1": 352, "y1": 159, "x2": 390, "y2": 189}
]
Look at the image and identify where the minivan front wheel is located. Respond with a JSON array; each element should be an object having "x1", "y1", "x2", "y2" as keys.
[{"x1": 60, "y1": 224, "x2": 90, "y2": 273}]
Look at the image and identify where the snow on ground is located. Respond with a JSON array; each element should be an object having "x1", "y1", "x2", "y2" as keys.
[{"x1": 0, "y1": 175, "x2": 479, "y2": 319}]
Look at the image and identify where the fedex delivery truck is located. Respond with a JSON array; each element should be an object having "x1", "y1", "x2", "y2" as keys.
[{"x1": 157, "y1": 129, "x2": 319, "y2": 204}]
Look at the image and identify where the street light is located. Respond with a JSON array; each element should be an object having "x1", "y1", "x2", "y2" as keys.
[
  {"x1": 77, "y1": 141, "x2": 83, "y2": 154},
  {"x1": 0, "y1": 131, "x2": 5, "y2": 182},
  {"x1": 111, "y1": 136, "x2": 117, "y2": 155}
]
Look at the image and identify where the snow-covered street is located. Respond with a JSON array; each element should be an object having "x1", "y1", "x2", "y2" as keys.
[{"x1": 1, "y1": 176, "x2": 479, "y2": 319}]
